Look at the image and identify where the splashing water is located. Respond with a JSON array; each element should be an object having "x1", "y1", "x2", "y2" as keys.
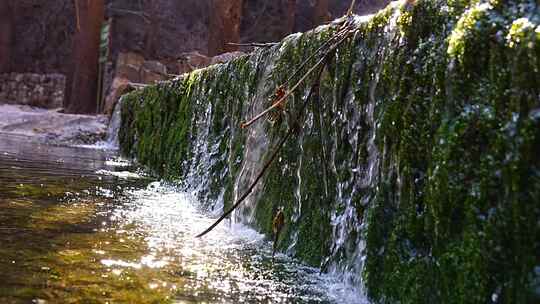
[{"x1": 0, "y1": 134, "x2": 363, "y2": 303}]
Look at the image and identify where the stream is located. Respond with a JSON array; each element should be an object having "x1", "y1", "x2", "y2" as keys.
[{"x1": 0, "y1": 134, "x2": 360, "y2": 303}]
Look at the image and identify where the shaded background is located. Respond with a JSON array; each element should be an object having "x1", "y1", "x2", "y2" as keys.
[{"x1": 0, "y1": 0, "x2": 390, "y2": 113}]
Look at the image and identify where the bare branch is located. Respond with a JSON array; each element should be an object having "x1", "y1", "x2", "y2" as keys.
[
  {"x1": 240, "y1": 24, "x2": 354, "y2": 129},
  {"x1": 195, "y1": 19, "x2": 357, "y2": 238},
  {"x1": 195, "y1": 63, "x2": 326, "y2": 238},
  {"x1": 347, "y1": 0, "x2": 357, "y2": 16}
]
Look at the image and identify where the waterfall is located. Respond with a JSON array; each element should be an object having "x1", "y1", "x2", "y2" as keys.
[
  {"x1": 231, "y1": 40, "x2": 297, "y2": 225},
  {"x1": 323, "y1": 5, "x2": 400, "y2": 298},
  {"x1": 105, "y1": 98, "x2": 123, "y2": 149},
  {"x1": 118, "y1": 12, "x2": 389, "y2": 302},
  {"x1": 118, "y1": 1, "x2": 540, "y2": 302}
]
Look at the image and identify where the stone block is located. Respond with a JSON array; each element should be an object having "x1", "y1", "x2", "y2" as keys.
[
  {"x1": 103, "y1": 76, "x2": 131, "y2": 116},
  {"x1": 139, "y1": 69, "x2": 165, "y2": 84},
  {"x1": 141, "y1": 60, "x2": 167, "y2": 75},
  {"x1": 116, "y1": 64, "x2": 141, "y2": 83},
  {"x1": 175, "y1": 51, "x2": 212, "y2": 74},
  {"x1": 29, "y1": 73, "x2": 41, "y2": 83},
  {"x1": 51, "y1": 96, "x2": 63, "y2": 108},
  {"x1": 117, "y1": 52, "x2": 145, "y2": 68},
  {"x1": 17, "y1": 91, "x2": 28, "y2": 103},
  {"x1": 210, "y1": 51, "x2": 246, "y2": 65},
  {"x1": 9, "y1": 81, "x2": 17, "y2": 91}
]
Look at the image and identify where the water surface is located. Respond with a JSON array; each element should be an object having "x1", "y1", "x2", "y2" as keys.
[{"x1": 0, "y1": 134, "x2": 356, "y2": 303}]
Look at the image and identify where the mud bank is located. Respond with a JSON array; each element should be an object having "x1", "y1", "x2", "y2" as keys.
[{"x1": 0, "y1": 104, "x2": 108, "y2": 145}]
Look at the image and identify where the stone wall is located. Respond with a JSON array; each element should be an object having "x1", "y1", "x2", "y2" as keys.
[
  {"x1": 0, "y1": 73, "x2": 65, "y2": 109},
  {"x1": 8, "y1": 0, "x2": 75, "y2": 75},
  {"x1": 103, "y1": 50, "x2": 246, "y2": 115}
]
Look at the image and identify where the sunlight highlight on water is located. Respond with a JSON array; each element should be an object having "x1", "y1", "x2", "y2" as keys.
[
  {"x1": 104, "y1": 181, "x2": 363, "y2": 303},
  {"x1": 0, "y1": 126, "x2": 364, "y2": 303}
]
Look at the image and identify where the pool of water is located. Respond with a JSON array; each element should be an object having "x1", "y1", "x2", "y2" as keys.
[{"x1": 0, "y1": 134, "x2": 358, "y2": 303}]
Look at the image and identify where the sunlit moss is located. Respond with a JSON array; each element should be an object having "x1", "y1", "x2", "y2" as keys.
[
  {"x1": 507, "y1": 17, "x2": 537, "y2": 48},
  {"x1": 366, "y1": 3, "x2": 395, "y2": 32},
  {"x1": 396, "y1": 2, "x2": 414, "y2": 36},
  {"x1": 447, "y1": 2, "x2": 493, "y2": 62}
]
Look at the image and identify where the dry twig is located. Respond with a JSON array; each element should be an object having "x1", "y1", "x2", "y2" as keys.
[
  {"x1": 240, "y1": 24, "x2": 355, "y2": 129},
  {"x1": 196, "y1": 61, "x2": 327, "y2": 239},
  {"x1": 196, "y1": 18, "x2": 357, "y2": 238}
]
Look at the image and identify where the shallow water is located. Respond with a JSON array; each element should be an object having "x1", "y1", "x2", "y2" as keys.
[{"x1": 0, "y1": 134, "x2": 358, "y2": 304}]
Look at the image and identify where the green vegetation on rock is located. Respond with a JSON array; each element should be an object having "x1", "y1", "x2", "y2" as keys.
[{"x1": 119, "y1": 1, "x2": 540, "y2": 303}]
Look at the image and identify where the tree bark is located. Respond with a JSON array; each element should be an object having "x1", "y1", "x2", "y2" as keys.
[
  {"x1": 208, "y1": 0, "x2": 243, "y2": 56},
  {"x1": 285, "y1": 0, "x2": 296, "y2": 34},
  {"x1": 313, "y1": 0, "x2": 329, "y2": 27},
  {"x1": 144, "y1": 2, "x2": 159, "y2": 59},
  {"x1": 0, "y1": 0, "x2": 13, "y2": 73},
  {"x1": 66, "y1": 0, "x2": 104, "y2": 114}
]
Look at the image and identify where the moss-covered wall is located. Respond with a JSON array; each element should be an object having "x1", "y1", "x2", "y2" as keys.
[{"x1": 119, "y1": 0, "x2": 539, "y2": 303}]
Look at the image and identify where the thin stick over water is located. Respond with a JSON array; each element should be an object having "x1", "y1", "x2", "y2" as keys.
[
  {"x1": 196, "y1": 63, "x2": 326, "y2": 238},
  {"x1": 240, "y1": 26, "x2": 354, "y2": 129},
  {"x1": 196, "y1": 20, "x2": 356, "y2": 238}
]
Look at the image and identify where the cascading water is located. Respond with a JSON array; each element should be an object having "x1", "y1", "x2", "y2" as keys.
[
  {"x1": 322, "y1": 6, "x2": 401, "y2": 299},
  {"x1": 183, "y1": 77, "x2": 218, "y2": 206},
  {"x1": 231, "y1": 49, "x2": 279, "y2": 225},
  {"x1": 120, "y1": 15, "x2": 386, "y2": 301},
  {"x1": 104, "y1": 98, "x2": 123, "y2": 148}
]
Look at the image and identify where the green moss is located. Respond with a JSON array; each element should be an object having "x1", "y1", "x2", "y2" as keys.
[
  {"x1": 363, "y1": 1, "x2": 539, "y2": 303},
  {"x1": 447, "y1": 2, "x2": 494, "y2": 63}
]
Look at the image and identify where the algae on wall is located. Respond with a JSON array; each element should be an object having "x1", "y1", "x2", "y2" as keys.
[{"x1": 119, "y1": 0, "x2": 539, "y2": 303}]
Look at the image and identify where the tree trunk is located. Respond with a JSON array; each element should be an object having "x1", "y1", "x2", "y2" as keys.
[
  {"x1": 313, "y1": 0, "x2": 329, "y2": 27},
  {"x1": 66, "y1": 0, "x2": 104, "y2": 114},
  {"x1": 144, "y1": 2, "x2": 159, "y2": 59},
  {"x1": 208, "y1": 0, "x2": 243, "y2": 57},
  {"x1": 0, "y1": 0, "x2": 13, "y2": 73},
  {"x1": 285, "y1": 0, "x2": 296, "y2": 34}
]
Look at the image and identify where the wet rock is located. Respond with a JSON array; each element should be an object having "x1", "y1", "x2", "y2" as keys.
[
  {"x1": 210, "y1": 51, "x2": 246, "y2": 65},
  {"x1": 176, "y1": 51, "x2": 212, "y2": 74},
  {"x1": 103, "y1": 77, "x2": 131, "y2": 116},
  {"x1": 140, "y1": 61, "x2": 168, "y2": 84}
]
